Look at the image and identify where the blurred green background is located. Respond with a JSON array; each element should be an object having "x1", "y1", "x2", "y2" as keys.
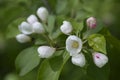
[{"x1": 0, "y1": 0, "x2": 120, "y2": 80}]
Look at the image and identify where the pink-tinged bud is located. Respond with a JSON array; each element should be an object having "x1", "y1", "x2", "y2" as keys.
[
  {"x1": 93, "y1": 52, "x2": 108, "y2": 68},
  {"x1": 86, "y1": 17, "x2": 97, "y2": 29}
]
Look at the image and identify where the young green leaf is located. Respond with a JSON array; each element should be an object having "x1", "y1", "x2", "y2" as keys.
[
  {"x1": 88, "y1": 34, "x2": 107, "y2": 54},
  {"x1": 48, "y1": 15, "x2": 56, "y2": 34},
  {"x1": 37, "y1": 51, "x2": 70, "y2": 80},
  {"x1": 15, "y1": 46, "x2": 40, "y2": 76}
]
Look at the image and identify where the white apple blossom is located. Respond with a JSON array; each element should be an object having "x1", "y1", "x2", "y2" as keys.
[
  {"x1": 37, "y1": 7, "x2": 49, "y2": 22},
  {"x1": 60, "y1": 21, "x2": 73, "y2": 35},
  {"x1": 71, "y1": 53, "x2": 86, "y2": 67},
  {"x1": 66, "y1": 35, "x2": 82, "y2": 56},
  {"x1": 16, "y1": 34, "x2": 31, "y2": 43},
  {"x1": 86, "y1": 17, "x2": 97, "y2": 29},
  {"x1": 32, "y1": 22, "x2": 45, "y2": 34},
  {"x1": 93, "y1": 52, "x2": 108, "y2": 68},
  {"x1": 19, "y1": 21, "x2": 33, "y2": 35},
  {"x1": 37, "y1": 46, "x2": 56, "y2": 58},
  {"x1": 27, "y1": 14, "x2": 38, "y2": 24}
]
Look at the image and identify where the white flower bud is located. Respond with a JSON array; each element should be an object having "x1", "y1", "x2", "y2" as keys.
[
  {"x1": 93, "y1": 52, "x2": 108, "y2": 68},
  {"x1": 66, "y1": 35, "x2": 82, "y2": 56},
  {"x1": 19, "y1": 22, "x2": 33, "y2": 35},
  {"x1": 16, "y1": 34, "x2": 31, "y2": 43},
  {"x1": 27, "y1": 14, "x2": 38, "y2": 24},
  {"x1": 86, "y1": 17, "x2": 97, "y2": 29},
  {"x1": 37, "y1": 46, "x2": 56, "y2": 58},
  {"x1": 60, "y1": 21, "x2": 73, "y2": 35},
  {"x1": 72, "y1": 53, "x2": 86, "y2": 67},
  {"x1": 32, "y1": 22, "x2": 45, "y2": 34},
  {"x1": 37, "y1": 7, "x2": 49, "y2": 22}
]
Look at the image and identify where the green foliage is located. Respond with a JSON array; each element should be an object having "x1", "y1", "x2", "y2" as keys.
[
  {"x1": 6, "y1": 18, "x2": 25, "y2": 39},
  {"x1": 1, "y1": 0, "x2": 120, "y2": 80},
  {"x1": 37, "y1": 51, "x2": 70, "y2": 80},
  {"x1": 88, "y1": 34, "x2": 107, "y2": 54},
  {"x1": 15, "y1": 47, "x2": 40, "y2": 76}
]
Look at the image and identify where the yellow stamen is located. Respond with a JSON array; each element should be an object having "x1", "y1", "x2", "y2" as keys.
[{"x1": 72, "y1": 41, "x2": 79, "y2": 48}]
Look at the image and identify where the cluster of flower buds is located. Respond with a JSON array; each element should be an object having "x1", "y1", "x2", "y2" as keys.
[
  {"x1": 16, "y1": 6, "x2": 108, "y2": 68},
  {"x1": 16, "y1": 7, "x2": 56, "y2": 58},
  {"x1": 16, "y1": 7, "x2": 49, "y2": 43}
]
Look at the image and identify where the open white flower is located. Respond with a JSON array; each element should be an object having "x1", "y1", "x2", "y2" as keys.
[
  {"x1": 27, "y1": 14, "x2": 38, "y2": 24},
  {"x1": 93, "y1": 52, "x2": 108, "y2": 68},
  {"x1": 37, "y1": 7, "x2": 49, "y2": 22},
  {"x1": 86, "y1": 17, "x2": 97, "y2": 29},
  {"x1": 37, "y1": 46, "x2": 56, "y2": 58},
  {"x1": 16, "y1": 34, "x2": 31, "y2": 43},
  {"x1": 66, "y1": 35, "x2": 82, "y2": 56},
  {"x1": 72, "y1": 53, "x2": 86, "y2": 67},
  {"x1": 19, "y1": 21, "x2": 33, "y2": 35},
  {"x1": 32, "y1": 22, "x2": 45, "y2": 34},
  {"x1": 60, "y1": 21, "x2": 73, "y2": 35}
]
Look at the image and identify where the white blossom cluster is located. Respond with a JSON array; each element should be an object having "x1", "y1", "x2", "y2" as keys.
[
  {"x1": 16, "y1": 6, "x2": 108, "y2": 68},
  {"x1": 16, "y1": 7, "x2": 56, "y2": 58},
  {"x1": 60, "y1": 20, "x2": 108, "y2": 68}
]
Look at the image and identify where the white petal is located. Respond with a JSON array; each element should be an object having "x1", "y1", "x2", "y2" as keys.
[
  {"x1": 32, "y1": 22, "x2": 45, "y2": 33},
  {"x1": 16, "y1": 34, "x2": 31, "y2": 43},
  {"x1": 27, "y1": 14, "x2": 38, "y2": 24},
  {"x1": 37, "y1": 46, "x2": 56, "y2": 58},
  {"x1": 72, "y1": 53, "x2": 86, "y2": 67},
  {"x1": 66, "y1": 35, "x2": 82, "y2": 56},
  {"x1": 60, "y1": 21, "x2": 73, "y2": 35},
  {"x1": 37, "y1": 7, "x2": 49, "y2": 22},
  {"x1": 19, "y1": 22, "x2": 33, "y2": 35},
  {"x1": 93, "y1": 52, "x2": 108, "y2": 68}
]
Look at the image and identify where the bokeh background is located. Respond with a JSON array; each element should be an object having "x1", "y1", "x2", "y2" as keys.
[{"x1": 0, "y1": 0, "x2": 120, "y2": 80}]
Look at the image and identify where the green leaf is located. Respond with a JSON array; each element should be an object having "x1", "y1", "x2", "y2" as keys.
[
  {"x1": 88, "y1": 34, "x2": 107, "y2": 54},
  {"x1": 86, "y1": 58, "x2": 110, "y2": 80},
  {"x1": 15, "y1": 46, "x2": 40, "y2": 76},
  {"x1": 48, "y1": 15, "x2": 56, "y2": 34},
  {"x1": 37, "y1": 51, "x2": 70, "y2": 80},
  {"x1": 6, "y1": 18, "x2": 25, "y2": 39},
  {"x1": 71, "y1": 21, "x2": 83, "y2": 32},
  {"x1": 56, "y1": 0, "x2": 68, "y2": 15}
]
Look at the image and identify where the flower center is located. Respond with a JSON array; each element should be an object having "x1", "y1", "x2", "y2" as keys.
[{"x1": 72, "y1": 41, "x2": 79, "y2": 48}]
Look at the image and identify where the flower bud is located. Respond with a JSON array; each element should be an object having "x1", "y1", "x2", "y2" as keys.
[
  {"x1": 86, "y1": 17, "x2": 97, "y2": 29},
  {"x1": 37, "y1": 46, "x2": 56, "y2": 58},
  {"x1": 37, "y1": 7, "x2": 49, "y2": 22},
  {"x1": 60, "y1": 21, "x2": 73, "y2": 35},
  {"x1": 32, "y1": 22, "x2": 45, "y2": 34},
  {"x1": 93, "y1": 52, "x2": 108, "y2": 68},
  {"x1": 71, "y1": 53, "x2": 86, "y2": 67},
  {"x1": 27, "y1": 14, "x2": 38, "y2": 24},
  {"x1": 19, "y1": 22, "x2": 33, "y2": 35},
  {"x1": 16, "y1": 34, "x2": 31, "y2": 43}
]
